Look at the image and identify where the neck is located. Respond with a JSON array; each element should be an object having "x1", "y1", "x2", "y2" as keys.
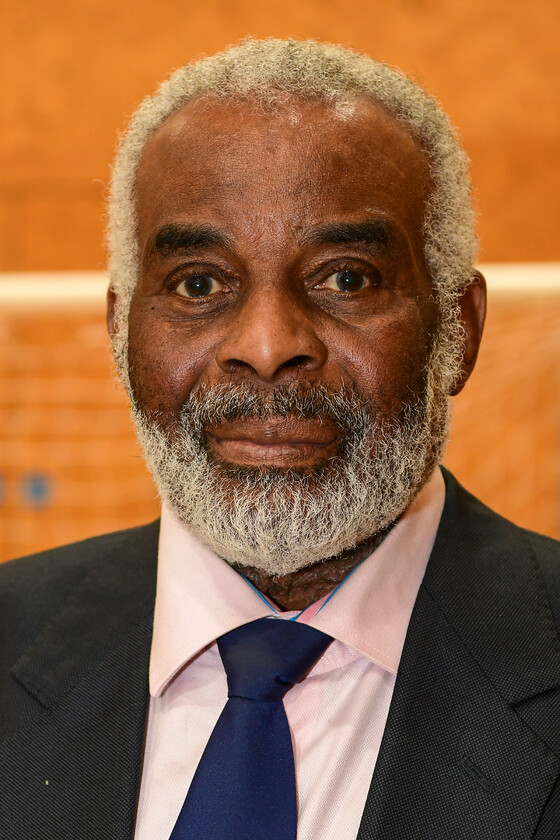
[{"x1": 232, "y1": 531, "x2": 387, "y2": 611}]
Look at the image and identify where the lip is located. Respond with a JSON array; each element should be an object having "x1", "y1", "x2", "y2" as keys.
[{"x1": 206, "y1": 418, "x2": 338, "y2": 467}]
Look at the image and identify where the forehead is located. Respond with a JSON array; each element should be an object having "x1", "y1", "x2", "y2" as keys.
[{"x1": 134, "y1": 95, "x2": 432, "y2": 249}]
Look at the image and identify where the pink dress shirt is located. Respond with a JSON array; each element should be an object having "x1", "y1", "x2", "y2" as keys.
[{"x1": 134, "y1": 468, "x2": 445, "y2": 839}]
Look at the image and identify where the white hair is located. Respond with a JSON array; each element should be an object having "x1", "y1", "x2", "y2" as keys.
[
  {"x1": 108, "y1": 37, "x2": 478, "y2": 394},
  {"x1": 132, "y1": 379, "x2": 449, "y2": 575}
]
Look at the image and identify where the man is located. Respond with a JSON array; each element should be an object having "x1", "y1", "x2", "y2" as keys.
[{"x1": 1, "y1": 38, "x2": 559, "y2": 840}]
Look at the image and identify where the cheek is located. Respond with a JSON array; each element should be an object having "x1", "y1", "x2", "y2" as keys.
[
  {"x1": 329, "y1": 311, "x2": 433, "y2": 415},
  {"x1": 127, "y1": 302, "x2": 215, "y2": 415}
]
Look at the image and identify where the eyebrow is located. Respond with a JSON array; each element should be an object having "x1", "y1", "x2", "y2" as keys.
[
  {"x1": 301, "y1": 220, "x2": 392, "y2": 250},
  {"x1": 153, "y1": 223, "x2": 232, "y2": 256}
]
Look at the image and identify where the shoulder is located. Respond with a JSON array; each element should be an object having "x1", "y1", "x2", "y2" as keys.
[
  {"x1": 440, "y1": 467, "x2": 560, "y2": 554},
  {"x1": 0, "y1": 520, "x2": 160, "y2": 594},
  {"x1": 522, "y1": 528, "x2": 560, "y2": 625},
  {"x1": 0, "y1": 522, "x2": 160, "y2": 662},
  {"x1": 438, "y1": 467, "x2": 560, "y2": 609}
]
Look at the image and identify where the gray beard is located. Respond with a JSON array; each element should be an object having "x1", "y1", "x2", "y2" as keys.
[{"x1": 130, "y1": 379, "x2": 450, "y2": 576}]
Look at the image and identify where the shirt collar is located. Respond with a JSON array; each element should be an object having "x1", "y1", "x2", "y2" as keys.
[
  {"x1": 150, "y1": 468, "x2": 445, "y2": 695},
  {"x1": 305, "y1": 467, "x2": 444, "y2": 671}
]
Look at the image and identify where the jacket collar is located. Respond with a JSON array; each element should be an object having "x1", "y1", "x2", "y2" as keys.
[
  {"x1": 358, "y1": 470, "x2": 560, "y2": 839},
  {"x1": 2, "y1": 522, "x2": 159, "y2": 839},
  {"x1": 10, "y1": 521, "x2": 159, "y2": 709},
  {"x1": 422, "y1": 468, "x2": 560, "y2": 705}
]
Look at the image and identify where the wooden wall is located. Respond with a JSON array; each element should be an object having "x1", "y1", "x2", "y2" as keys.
[{"x1": 1, "y1": 0, "x2": 559, "y2": 269}]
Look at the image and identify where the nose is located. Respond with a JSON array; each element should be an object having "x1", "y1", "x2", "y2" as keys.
[{"x1": 215, "y1": 288, "x2": 328, "y2": 382}]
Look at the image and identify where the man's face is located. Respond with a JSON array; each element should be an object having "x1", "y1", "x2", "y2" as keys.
[{"x1": 113, "y1": 96, "x2": 455, "y2": 572}]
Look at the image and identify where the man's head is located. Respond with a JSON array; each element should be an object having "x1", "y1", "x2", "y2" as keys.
[{"x1": 106, "y1": 39, "x2": 485, "y2": 575}]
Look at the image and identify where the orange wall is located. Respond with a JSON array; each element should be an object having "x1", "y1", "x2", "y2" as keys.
[{"x1": 2, "y1": 0, "x2": 560, "y2": 270}]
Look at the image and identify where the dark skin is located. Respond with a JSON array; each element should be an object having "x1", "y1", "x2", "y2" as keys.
[
  {"x1": 108, "y1": 95, "x2": 486, "y2": 610},
  {"x1": 233, "y1": 531, "x2": 389, "y2": 609}
]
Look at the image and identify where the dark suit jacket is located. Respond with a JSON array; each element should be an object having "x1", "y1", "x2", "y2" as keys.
[{"x1": 2, "y1": 470, "x2": 560, "y2": 839}]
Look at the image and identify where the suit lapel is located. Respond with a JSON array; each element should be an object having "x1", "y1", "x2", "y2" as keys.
[
  {"x1": 1, "y1": 523, "x2": 159, "y2": 840},
  {"x1": 358, "y1": 472, "x2": 560, "y2": 839}
]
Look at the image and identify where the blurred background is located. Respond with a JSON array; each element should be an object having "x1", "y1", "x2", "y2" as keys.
[{"x1": 1, "y1": 0, "x2": 559, "y2": 561}]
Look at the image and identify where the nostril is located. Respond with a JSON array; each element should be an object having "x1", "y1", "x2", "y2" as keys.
[
  {"x1": 226, "y1": 358, "x2": 257, "y2": 374},
  {"x1": 279, "y1": 355, "x2": 313, "y2": 371}
]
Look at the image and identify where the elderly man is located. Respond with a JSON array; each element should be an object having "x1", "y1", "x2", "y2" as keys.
[{"x1": 2, "y1": 38, "x2": 560, "y2": 840}]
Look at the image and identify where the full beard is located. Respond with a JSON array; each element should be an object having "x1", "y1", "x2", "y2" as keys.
[{"x1": 130, "y1": 377, "x2": 450, "y2": 576}]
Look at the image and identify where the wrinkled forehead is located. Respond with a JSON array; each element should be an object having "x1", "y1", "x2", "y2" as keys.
[{"x1": 134, "y1": 93, "x2": 432, "y2": 249}]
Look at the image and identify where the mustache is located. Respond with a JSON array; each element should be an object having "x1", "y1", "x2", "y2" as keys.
[{"x1": 179, "y1": 381, "x2": 371, "y2": 437}]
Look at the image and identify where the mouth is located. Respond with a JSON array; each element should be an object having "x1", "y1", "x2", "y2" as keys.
[{"x1": 206, "y1": 417, "x2": 339, "y2": 468}]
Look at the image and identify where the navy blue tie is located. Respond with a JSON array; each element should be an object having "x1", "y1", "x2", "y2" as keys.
[{"x1": 169, "y1": 617, "x2": 333, "y2": 840}]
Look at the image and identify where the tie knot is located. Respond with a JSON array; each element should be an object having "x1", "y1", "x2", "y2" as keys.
[{"x1": 218, "y1": 618, "x2": 332, "y2": 702}]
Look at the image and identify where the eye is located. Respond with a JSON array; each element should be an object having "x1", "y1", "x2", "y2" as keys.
[
  {"x1": 322, "y1": 269, "x2": 368, "y2": 293},
  {"x1": 176, "y1": 274, "x2": 223, "y2": 298}
]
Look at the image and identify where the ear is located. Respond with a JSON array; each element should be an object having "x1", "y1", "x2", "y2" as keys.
[
  {"x1": 450, "y1": 269, "x2": 487, "y2": 396},
  {"x1": 106, "y1": 287, "x2": 118, "y2": 341}
]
